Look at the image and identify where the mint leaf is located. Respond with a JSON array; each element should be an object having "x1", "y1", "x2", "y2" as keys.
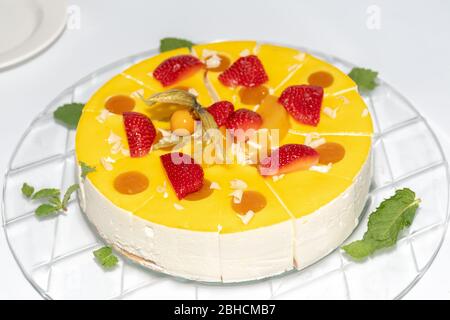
[
  {"x1": 80, "y1": 162, "x2": 96, "y2": 179},
  {"x1": 21, "y1": 183, "x2": 34, "y2": 198},
  {"x1": 62, "y1": 184, "x2": 79, "y2": 210},
  {"x1": 54, "y1": 103, "x2": 84, "y2": 129},
  {"x1": 32, "y1": 188, "x2": 61, "y2": 200},
  {"x1": 48, "y1": 196, "x2": 62, "y2": 208},
  {"x1": 348, "y1": 67, "x2": 378, "y2": 92},
  {"x1": 342, "y1": 188, "x2": 420, "y2": 260},
  {"x1": 35, "y1": 204, "x2": 59, "y2": 217},
  {"x1": 94, "y1": 246, "x2": 119, "y2": 269},
  {"x1": 160, "y1": 37, "x2": 195, "y2": 53}
]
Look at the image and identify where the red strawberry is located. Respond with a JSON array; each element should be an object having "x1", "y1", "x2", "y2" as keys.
[
  {"x1": 278, "y1": 85, "x2": 324, "y2": 127},
  {"x1": 160, "y1": 152, "x2": 204, "y2": 199},
  {"x1": 258, "y1": 144, "x2": 319, "y2": 176},
  {"x1": 153, "y1": 55, "x2": 203, "y2": 87},
  {"x1": 226, "y1": 109, "x2": 263, "y2": 131},
  {"x1": 207, "y1": 101, "x2": 234, "y2": 127},
  {"x1": 218, "y1": 55, "x2": 268, "y2": 88},
  {"x1": 123, "y1": 112, "x2": 156, "y2": 157}
]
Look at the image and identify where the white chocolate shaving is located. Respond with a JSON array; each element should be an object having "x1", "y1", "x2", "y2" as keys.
[
  {"x1": 173, "y1": 203, "x2": 184, "y2": 211},
  {"x1": 240, "y1": 49, "x2": 250, "y2": 57},
  {"x1": 323, "y1": 107, "x2": 339, "y2": 119},
  {"x1": 294, "y1": 52, "x2": 306, "y2": 61},
  {"x1": 308, "y1": 138, "x2": 327, "y2": 149},
  {"x1": 229, "y1": 190, "x2": 244, "y2": 204},
  {"x1": 210, "y1": 182, "x2": 221, "y2": 190},
  {"x1": 230, "y1": 179, "x2": 248, "y2": 190},
  {"x1": 121, "y1": 148, "x2": 130, "y2": 157},
  {"x1": 361, "y1": 109, "x2": 369, "y2": 117},
  {"x1": 310, "y1": 164, "x2": 332, "y2": 173},
  {"x1": 205, "y1": 54, "x2": 221, "y2": 69},
  {"x1": 272, "y1": 174, "x2": 285, "y2": 182},
  {"x1": 107, "y1": 131, "x2": 122, "y2": 145},
  {"x1": 111, "y1": 141, "x2": 123, "y2": 154},
  {"x1": 238, "y1": 210, "x2": 255, "y2": 225},
  {"x1": 100, "y1": 157, "x2": 115, "y2": 171},
  {"x1": 96, "y1": 109, "x2": 112, "y2": 123},
  {"x1": 188, "y1": 88, "x2": 199, "y2": 97},
  {"x1": 202, "y1": 49, "x2": 218, "y2": 59}
]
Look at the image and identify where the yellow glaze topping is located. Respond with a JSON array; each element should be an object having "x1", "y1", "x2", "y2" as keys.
[{"x1": 76, "y1": 41, "x2": 374, "y2": 234}]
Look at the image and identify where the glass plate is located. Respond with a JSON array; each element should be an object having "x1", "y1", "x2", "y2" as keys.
[{"x1": 2, "y1": 45, "x2": 449, "y2": 300}]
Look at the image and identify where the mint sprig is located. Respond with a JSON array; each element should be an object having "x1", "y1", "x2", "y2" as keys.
[
  {"x1": 80, "y1": 162, "x2": 96, "y2": 179},
  {"x1": 342, "y1": 188, "x2": 420, "y2": 259},
  {"x1": 93, "y1": 246, "x2": 119, "y2": 269},
  {"x1": 348, "y1": 67, "x2": 378, "y2": 92},
  {"x1": 54, "y1": 103, "x2": 84, "y2": 129},
  {"x1": 160, "y1": 37, "x2": 195, "y2": 53},
  {"x1": 21, "y1": 183, "x2": 80, "y2": 217}
]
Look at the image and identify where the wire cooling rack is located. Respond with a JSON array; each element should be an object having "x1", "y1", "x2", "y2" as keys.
[{"x1": 2, "y1": 45, "x2": 449, "y2": 300}]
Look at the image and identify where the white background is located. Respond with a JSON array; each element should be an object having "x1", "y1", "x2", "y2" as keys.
[{"x1": 1, "y1": 0, "x2": 449, "y2": 299}]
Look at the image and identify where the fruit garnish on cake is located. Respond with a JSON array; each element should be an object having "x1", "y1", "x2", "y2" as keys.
[
  {"x1": 218, "y1": 55, "x2": 268, "y2": 88},
  {"x1": 153, "y1": 55, "x2": 203, "y2": 87},
  {"x1": 73, "y1": 40, "x2": 422, "y2": 280},
  {"x1": 123, "y1": 112, "x2": 157, "y2": 157},
  {"x1": 278, "y1": 85, "x2": 324, "y2": 126},
  {"x1": 160, "y1": 152, "x2": 204, "y2": 200}
]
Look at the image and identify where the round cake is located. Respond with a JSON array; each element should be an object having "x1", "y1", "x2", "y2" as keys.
[{"x1": 76, "y1": 41, "x2": 373, "y2": 282}]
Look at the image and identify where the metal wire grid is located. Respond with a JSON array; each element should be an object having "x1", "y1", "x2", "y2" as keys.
[{"x1": 2, "y1": 46, "x2": 449, "y2": 300}]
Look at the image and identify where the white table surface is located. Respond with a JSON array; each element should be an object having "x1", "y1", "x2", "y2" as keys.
[{"x1": 1, "y1": 0, "x2": 449, "y2": 299}]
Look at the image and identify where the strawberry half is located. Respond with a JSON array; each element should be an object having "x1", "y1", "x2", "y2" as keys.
[
  {"x1": 218, "y1": 55, "x2": 268, "y2": 88},
  {"x1": 278, "y1": 85, "x2": 324, "y2": 127},
  {"x1": 258, "y1": 144, "x2": 319, "y2": 176},
  {"x1": 207, "y1": 101, "x2": 234, "y2": 127},
  {"x1": 123, "y1": 112, "x2": 156, "y2": 157},
  {"x1": 153, "y1": 55, "x2": 203, "y2": 87},
  {"x1": 160, "y1": 152, "x2": 204, "y2": 199},
  {"x1": 225, "y1": 109, "x2": 263, "y2": 131}
]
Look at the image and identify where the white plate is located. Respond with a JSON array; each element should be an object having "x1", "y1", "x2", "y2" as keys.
[{"x1": 0, "y1": 0, "x2": 67, "y2": 69}]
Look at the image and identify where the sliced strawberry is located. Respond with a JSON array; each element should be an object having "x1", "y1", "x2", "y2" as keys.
[
  {"x1": 153, "y1": 55, "x2": 203, "y2": 87},
  {"x1": 218, "y1": 55, "x2": 268, "y2": 88},
  {"x1": 207, "y1": 101, "x2": 235, "y2": 127},
  {"x1": 225, "y1": 109, "x2": 263, "y2": 132},
  {"x1": 123, "y1": 112, "x2": 156, "y2": 157},
  {"x1": 160, "y1": 152, "x2": 204, "y2": 199},
  {"x1": 259, "y1": 144, "x2": 319, "y2": 176},
  {"x1": 278, "y1": 85, "x2": 324, "y2": 127}
]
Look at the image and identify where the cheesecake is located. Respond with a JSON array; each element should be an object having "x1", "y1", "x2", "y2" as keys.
[{"x1": 76, "y1": 41, "x2": 373, "y2": 282}]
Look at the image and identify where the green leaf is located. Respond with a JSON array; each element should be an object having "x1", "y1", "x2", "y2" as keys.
[
  {"x1": 32, "y1": 188, "x2": 61, "y2": 200},
  {"x1": 21, "y1": 183, "x2": 35, "y2": 198},
  {"x1": 62, "y1": 184, "x2": 79, "y2": 210},
  {"x1": 93, "y1": 246, "x2": 119, "y2": 269},
  {"x1": 160, "y1": 37, "x2": 195, "y2": 53},
  {"x1": 48, "y1": 196, "x2": 62, "y2": 208},
  {"x1": 53, "y1": 103, "x2": 84, "y2": 129},
  {"x1": 35, "y1": 204, "x2": 59, "y2": 217},
  {"x1": 80, "y1": 162, "x2": 96, "y2": 179},
  {"x1": 348, "y1": 67, "x2": 378, "y2": 92},
  {"x1": 342, "y1": 188, "x2": 420, "y2": 260}
]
